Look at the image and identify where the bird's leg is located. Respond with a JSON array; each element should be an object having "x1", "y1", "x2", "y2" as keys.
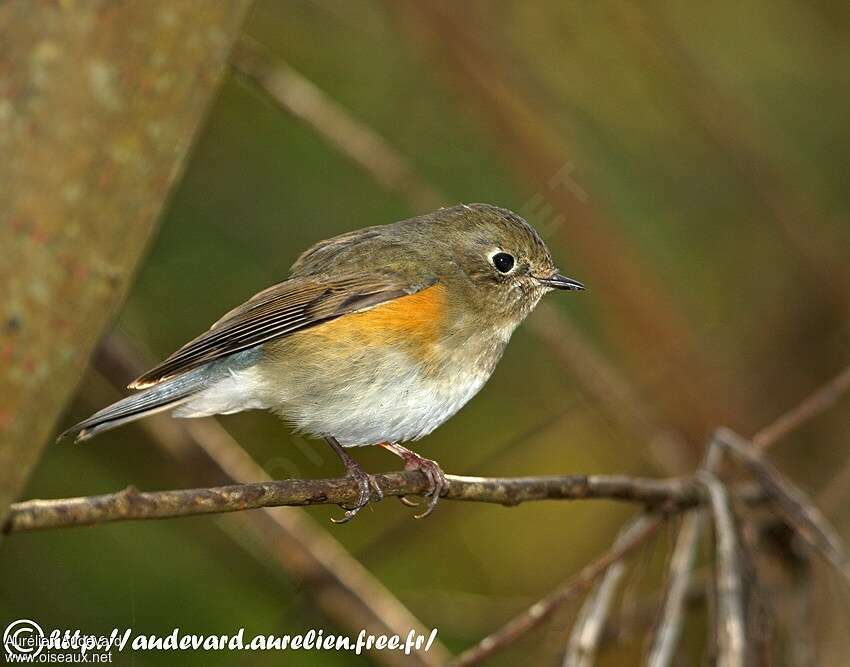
[
  {"x1": 324, "y1": 436, "x2": 382, "y2": 524},
  {"x1": 375, "y1": 442, "x2": 420, "y2": 508},
  {"x1": 380, "y1": 443, "x2": 448, "y2": 518}
]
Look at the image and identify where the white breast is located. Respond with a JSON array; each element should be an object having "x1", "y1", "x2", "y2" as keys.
[{"x1": 283, "y1": 348, "x2": 493, "y2": 447}]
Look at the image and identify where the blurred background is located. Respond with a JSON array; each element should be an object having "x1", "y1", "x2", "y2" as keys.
[{"x1": 3, "y1": 1, "x2": 850, "y2": 664}]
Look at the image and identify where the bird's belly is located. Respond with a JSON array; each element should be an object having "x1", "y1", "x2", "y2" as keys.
[
  {"x1": 259, "y1": 344, "x2": 494, "y2": 446},
  {"x1": 325, "y1": 368, "x2": 489, "y2": 446}
]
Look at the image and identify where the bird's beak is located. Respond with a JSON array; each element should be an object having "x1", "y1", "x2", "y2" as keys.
[{"x1": 534, "y1": 273, "x2": 585, "y2": 291}]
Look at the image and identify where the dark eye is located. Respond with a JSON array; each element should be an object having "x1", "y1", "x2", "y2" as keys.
[{"x1": 491, "y1": 252, "x2": 515, "y2": 274}]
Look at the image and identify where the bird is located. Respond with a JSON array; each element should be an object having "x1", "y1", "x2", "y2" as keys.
[{"x1": 60, "y1": 203, "x2": 584, "y2": 521}]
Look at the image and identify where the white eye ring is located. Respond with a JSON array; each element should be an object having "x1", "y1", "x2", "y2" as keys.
[{"x1": 488, "y1": 249, "x2": 517, "y2": 274}]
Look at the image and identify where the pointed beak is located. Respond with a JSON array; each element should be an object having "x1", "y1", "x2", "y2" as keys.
[{"x1": 535, "y1": 273, "x2": 586, "y2": 291}]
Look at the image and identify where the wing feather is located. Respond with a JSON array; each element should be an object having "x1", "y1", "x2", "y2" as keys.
[{"x1": 129, "y1": 274, "x2": 428, "y2": 389}]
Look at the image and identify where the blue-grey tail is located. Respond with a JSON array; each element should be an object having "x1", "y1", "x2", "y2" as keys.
[{"x1": 58, "y1": 369, "x2": 210, "y2": 443}]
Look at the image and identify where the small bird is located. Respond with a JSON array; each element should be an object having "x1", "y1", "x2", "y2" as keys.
[{"x1": 61, "y1": 204, "x2": 584, "y2": 521}]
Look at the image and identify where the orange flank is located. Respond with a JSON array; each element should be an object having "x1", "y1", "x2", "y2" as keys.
[{"x1": 307, "y1": 284, "x2": 448, "y2": 352}]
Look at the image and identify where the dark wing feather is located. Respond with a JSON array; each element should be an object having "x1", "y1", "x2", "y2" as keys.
[{"x1": 129, "y1": 274, "x2": 428, "y2": 389}]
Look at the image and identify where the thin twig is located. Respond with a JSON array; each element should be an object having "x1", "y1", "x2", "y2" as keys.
[
  {"x1": 4, "y1": 473, "x2": 703, "y2": 534},
  {"x1": 752, "y1": 364, "x2": 850, "y2": 451},
  {"x1": 647, "y1": 437, "x2": 725, "y2": 666},
  {"x1": 563, "y1": 516, "x2": 651, "y2": 666},
  {"x1": 450, "y1": 514, "x2": 663, "y2": 667},
  {"x1": 751, "y1": 362, "x2": 850, "y2": 513},
  {"x1": 647, "y1": 511, "x2": 705, "y2": 666},
  {"x1": 716, "y1": 428, "x2": 850, "y2": 588},
  {"x1": 699, "y1": 471, "x2": 746, "y2": 667}
]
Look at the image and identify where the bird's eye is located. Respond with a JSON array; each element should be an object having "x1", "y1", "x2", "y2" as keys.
[{"x1": 491, "y1": 252, "x2": 515, "y2": 274}]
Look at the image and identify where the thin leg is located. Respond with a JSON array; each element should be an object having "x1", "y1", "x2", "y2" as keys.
[
  {"x1": 374, "y1": 441, "x2": 420, "y2": 508},
  {"x1": 380, "y1": 443, "x2": 448, "y2": 519},
  {"x1": 324, "y1": 436, "x2": 382, "y2": 524}
]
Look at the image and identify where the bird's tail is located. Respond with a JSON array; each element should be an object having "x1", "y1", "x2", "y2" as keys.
[{"x1": 58, "y1": 369, "x2": 209, "y2": 443}]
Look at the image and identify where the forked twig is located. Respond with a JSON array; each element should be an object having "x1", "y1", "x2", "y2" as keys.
[
  {"x1": 716, "y1": 428, "x2": 850, "y2": 588},
  {"x1": 563, "y1": 517, "x2": 650, "y2": 666},
  {"x1": 699, "y1": 471, "x2": 746, "y2": 667}
]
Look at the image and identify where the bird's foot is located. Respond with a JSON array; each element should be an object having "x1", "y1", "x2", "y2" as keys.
[
  {"x1": 331, "y1": 464, "x2": 384, "y2": 525},
  {"x1": 381, "y1": 443, "x2": 448, "y2": 519},
  {"x1": 331, "y1": 468, "x2": 383, "y2": 524},
  {"x1": 325, "y1": 436, "x2": 382, "y2": 524}
]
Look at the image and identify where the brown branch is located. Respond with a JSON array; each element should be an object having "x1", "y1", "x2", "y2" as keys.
[
  {"x1": 4, "y1": 473, "x2": 704, "y2": 534},
  {"x1": 752, "y1": 364, "x2": 850, "y2": 451},
  {"x1": 449, "y1": 514, "x2": 663, "y2": 667}
]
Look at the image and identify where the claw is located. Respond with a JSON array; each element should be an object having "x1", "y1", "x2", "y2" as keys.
[
  {"x1": 324, "y1": 436, "x2": 381, "y2": 524},
  {"x1": 413, "y1": 459, "x2": 448, "y2": 519},
  {"x1": 330, "y1": 510, "x2": 359, "y2": 525},
  {"x1": 380, "y1": 442, "x2": 448, "y2": 519},
  {"x1": 398, "y1": 495, "x2": 420, "y2": 507},
  {"x1": 330, "y1": 464, "x2": 372, "y2": 524}
]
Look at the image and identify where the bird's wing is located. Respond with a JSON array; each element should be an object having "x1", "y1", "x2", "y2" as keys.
[{"x1": 129, "y1": 273, "x2": 432, "y2": 389}]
